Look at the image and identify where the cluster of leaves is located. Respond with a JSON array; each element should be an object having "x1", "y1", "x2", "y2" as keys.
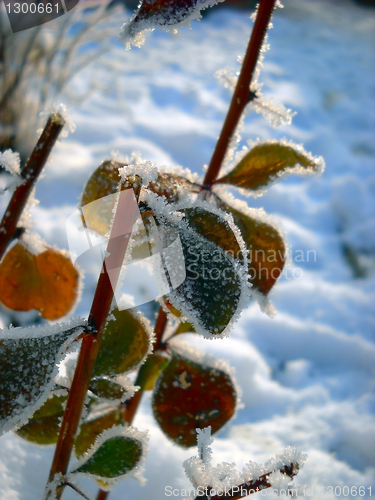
[
  {"x1": 0, "y1": 0, "x2": 323, "y2": 497},
  {"x1": 1, "y1": 135, "x2": 320, "y2": 492}
]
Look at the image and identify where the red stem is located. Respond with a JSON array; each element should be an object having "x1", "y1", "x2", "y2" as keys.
[
  {"x1": 0, "y1": 113, "x2": 65, "y2": 259},
  {"x1": 47, "y1": 184, "x2": 141, "y2": 498},
  {"x1": 202, "y1": 0, "x2": 276, "y2": 189},
  {"x1": 96, "y1": 490, "x2": 109, "y2": 500}
]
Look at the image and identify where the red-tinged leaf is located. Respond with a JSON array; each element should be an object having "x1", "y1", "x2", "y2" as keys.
[
  {"x1": 218, "y1": 200, "x2": 285, "y2": 295},
  {"x1": 0, "y1": 243, "x2": 79, "y2": 320},
  {"x1": 123, "y1": 0, "x2": 223, "y2": 40},
  {"x1": 152, "y1": 353, "x2": 236, "y2": 447},
  {"x1": 163, "y1": 298, "x2": 182, "y2": 317},
  {"x1": 215, "y1": 143, "x2": 321, "y2": 191},
  {"x1": 148, "y1": 173, "x2": 198, "y2": 203}
]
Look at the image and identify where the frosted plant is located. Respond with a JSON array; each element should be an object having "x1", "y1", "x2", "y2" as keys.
[
  {"x1": 0, "y1": 0, "x2": 323, "y2": 499},
  {"x1": 183, "y1": 427, "x2": 307, "y2": 499}
]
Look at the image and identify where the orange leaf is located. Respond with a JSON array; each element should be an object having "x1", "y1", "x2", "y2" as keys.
[{"x1": 0, "y1": 244, "x2": 79, "y2": 320}]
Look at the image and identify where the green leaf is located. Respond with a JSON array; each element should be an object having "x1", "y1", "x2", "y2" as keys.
[
  {"x1": 159, "y1": 205, "x2": 248, "y2": 337},
  {"x1": 152, "y1": 353, "x2": 237, "y2": 447},
  {"x1": 216, "y1": 143, "x2": 320, "y2": 191},
  {"x1": 136, "y1": 354, "x2": 169, "y2": 391},
  {"x1": 72, "y1": 427, "x2": 146, "y2": 486},
  {"x1": 93, "y1": 308, "x2": 152, "y2": 377},
  {"x1": 218, "y1": 200, "x2": 285, "y2": 295},
  {"x1": 0, "y1": 319, "x2": 83, "y2": 436},
  {"x1": 16, "y1": 393, "x2": 67, "y2": 445},
  {"x1": 74, "y1": 411, "x2": 122, "y2": 458},
  {"x1": 89, "y1": 379, "x2": 127, "y2": 401}
]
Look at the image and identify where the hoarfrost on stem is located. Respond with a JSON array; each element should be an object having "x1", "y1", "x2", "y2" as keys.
[
  {"x1": 0, "y1": 149, "x2": 21, "y2": 175},
  {"x1": 184, "y1": 429, "x2": 306, "y2": 498},
  {"x1": 0, "y1": 149, "x2": 23, "y2": 194}
]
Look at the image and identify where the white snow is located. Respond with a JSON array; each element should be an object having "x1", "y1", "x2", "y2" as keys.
[{"x1": 0, "y1": 0, "x2": 374, "y2": 499}]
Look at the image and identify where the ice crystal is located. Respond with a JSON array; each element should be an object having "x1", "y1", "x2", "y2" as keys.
[
  {"x1": 251, "y1": 93, "x2": 297, "y2": 128},
  {"x1": 184, "y1": 430, "x2": 306, "y2": 498},
  {"x1": 118, "y1": 160, "x2": 158, "y2": 187},
  {"x1": 0, "y1": 149, "x2": 21, "y2": 175}
]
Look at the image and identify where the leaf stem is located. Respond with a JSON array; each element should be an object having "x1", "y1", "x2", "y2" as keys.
[
  {"x1": 201, "y1": 0, "x2": 276, "y2": 189},
  {"x1": 47, "y1": 184, "x2": 141, "y2": 499},
  {"x1": 96, "y1": 490, "x2": 109, "y2": 500},
  {"x1": 0, "y1": 113, "x2": 65, "y2": 260},
  {"x1": 64, "y1": 481, "x2": 92, "y2": 500}
]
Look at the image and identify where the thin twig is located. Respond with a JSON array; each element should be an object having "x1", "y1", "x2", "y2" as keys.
[
  {"x1": 0, "y1": 113, "x2": 65, "y2": 260},
  {"x1": 65, "y1": 481, "x2": 92, "y2": 500},
  {"x1": 201, "y1": 0, "x2": 276, "y2": 189},
  {"x1": 96, "y1": 490, "x2": 109, "y2": 500}
]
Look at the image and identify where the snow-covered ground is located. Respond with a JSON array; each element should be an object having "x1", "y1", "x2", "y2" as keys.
[{"x1": 0, "y1": 0, "x2": 374, "y2": 498}]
